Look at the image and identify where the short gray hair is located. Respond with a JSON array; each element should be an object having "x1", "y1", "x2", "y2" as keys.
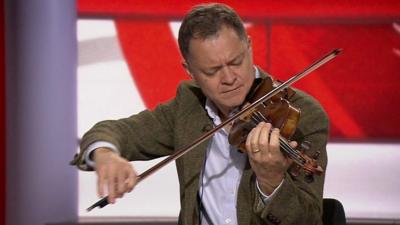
[{"x1": 178, "y1": 3, "x2": 247, "y2": 60}]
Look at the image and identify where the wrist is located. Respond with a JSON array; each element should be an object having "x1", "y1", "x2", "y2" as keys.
[
  {"x1": 258, "y1": 179, "x2": 279, "y2": 195},
  {"x1": 257, "y1": 174, "x2": 284, "y2": 195},
  {"x1": 93, "y1": 147, "x2": 118, "y2": 162}
]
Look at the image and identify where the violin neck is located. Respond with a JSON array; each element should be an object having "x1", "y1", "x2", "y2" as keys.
[{"x1": 279, "y1": 137, "x2": 306, "y2": 166}]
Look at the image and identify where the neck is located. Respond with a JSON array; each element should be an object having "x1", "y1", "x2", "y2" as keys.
[
  {"x1": 219, "y1": 111, "x2": 228, "y2": 122},
  {"x1": 218, "y1": 108, "x2": 233, "y2": 122},
  {"x1": 218, "y1": 110, "x2": 234, "y2": 133}
]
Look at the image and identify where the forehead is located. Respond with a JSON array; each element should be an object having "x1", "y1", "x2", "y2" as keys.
[{"x1": 187, "y1": 27, "x2": 246, "y2": 66}]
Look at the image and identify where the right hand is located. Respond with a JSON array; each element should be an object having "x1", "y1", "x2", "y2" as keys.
[{"x1": 93, "y1": 147, "x2": 138, "y2": 204}]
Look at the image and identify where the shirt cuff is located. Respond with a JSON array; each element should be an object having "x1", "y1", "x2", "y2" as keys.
[
  {"x1": 256, "y1": 179, "x2": 284, "y2": 205},
  {"x1": 84, "y1": 141, "x2": 119, "y2": 169}
]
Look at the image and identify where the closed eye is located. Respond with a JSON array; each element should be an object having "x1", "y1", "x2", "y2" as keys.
[{"x1": 228, "y1": 53, "x2": 244, "y2": 66}]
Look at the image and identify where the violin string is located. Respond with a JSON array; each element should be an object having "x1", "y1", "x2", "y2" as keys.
[
  {"x1": 279, "y1": 137, "x2": 306, "y2": 164},
  {"x1": 256, "y1": 112, "x2": 301, "y2": 158},
  {"x1": 252, "y1": 111, "x2": 301, "y2": 158},
  {"x1": 251, "y1": 112, "x2": 306, "y2": 164},
  {"x1": 249, "y1": 113, "x2": 306, "y2": 165}
]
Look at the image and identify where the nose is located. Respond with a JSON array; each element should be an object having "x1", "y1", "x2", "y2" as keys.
[{"x1": 220, "y1": 66, "x2": 236, "y2": 84}]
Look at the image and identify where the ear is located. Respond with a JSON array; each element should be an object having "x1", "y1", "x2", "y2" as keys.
[
  {"x1": 246, "y1": 36, "x2": 254, "y2": 60},
  {"x1": 247, "y1": 35, "x2": 252, "y2": 50},
  {"x1": 182, "y1": 61, "x2": 194, "y2": 78}
]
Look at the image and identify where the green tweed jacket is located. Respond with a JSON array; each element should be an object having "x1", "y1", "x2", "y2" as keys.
[{"x1": 71, "y1": 71, "x2": 329, "y2": 225}]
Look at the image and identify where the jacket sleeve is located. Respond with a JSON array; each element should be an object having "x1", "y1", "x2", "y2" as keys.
[
  {"x1": 70, "y1": 95, "x2": 179, "y2": 171},
  {"x1": 253, "y1": 90, "x2": 329, "y2": 225}
]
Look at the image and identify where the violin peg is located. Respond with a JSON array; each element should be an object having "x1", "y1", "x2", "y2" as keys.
[{"x1": 299, "y1": 141, "x2": 311, "y2": 152}]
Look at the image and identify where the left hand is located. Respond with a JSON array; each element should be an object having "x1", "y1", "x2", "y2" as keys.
[{"x1": 245, "y1": 122, "x2": 297, "y2": 194}]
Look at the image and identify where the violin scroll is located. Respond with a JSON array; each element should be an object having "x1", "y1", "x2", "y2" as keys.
[{"x1": 294, "y1": 141, "x2": 324, "y2": 183}]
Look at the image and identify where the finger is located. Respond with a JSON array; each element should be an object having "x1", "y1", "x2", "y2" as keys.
[
  {"x1": 269, "y1": 128, "x2": 281, "y2": 154},
  {"x1": 250, "y1": 122, "x2": 266, "y2": 152},
  {"x1": 126, "y1": 169, "x2": 137, "y2": 193},
  {"x1": 289, "y1": 141, "x2": 298, "y2": 148},
  {"x1": 96, "y1": 168, "x2": 106, "y2": 198},
  {"x1": 246, "y1": 127, "x2": 260, "y2": 154},
  {"x1": 117, "y1": 170, "x2": 126, "y2": 197},
  {"x1": 245, "y1": 126, "x2": 256, "y2": 153},
  {"x1": 107, "y1": 171, "x2": 117, "y2": 204},
  {"x1": 258, "y1": 122, "x2": 272, "y2": 153}
]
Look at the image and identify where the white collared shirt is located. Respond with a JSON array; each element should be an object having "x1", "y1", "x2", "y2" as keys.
[
  {"x1": 198, "y1": 67, "x2": 282, "y2": 225},
  {"x1": 199, "y1": 99, "x2": 247, "y2": 225}
]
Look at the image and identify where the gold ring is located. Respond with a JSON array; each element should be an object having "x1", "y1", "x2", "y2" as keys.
[{"x1": 252, "y1": 148, "x2": 261, "y2": 153}]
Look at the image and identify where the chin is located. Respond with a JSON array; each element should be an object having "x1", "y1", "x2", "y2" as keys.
[
  {"x1": 224, "y1": 100, "x2": 245, "y2": 111},
  {"x1": 215, "y1": 94, "x2": 247, "y2": 113}
]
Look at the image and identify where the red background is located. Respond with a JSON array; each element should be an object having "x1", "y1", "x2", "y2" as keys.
[{"x1": 78, "y1": 0, "x2": 400, "y2": 141}]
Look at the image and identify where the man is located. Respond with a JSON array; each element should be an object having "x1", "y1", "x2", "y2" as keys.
[{"x1": 71, "y1": 3, "x2": 329, "y2": 225}]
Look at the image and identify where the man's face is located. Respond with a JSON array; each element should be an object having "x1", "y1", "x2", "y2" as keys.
[{"x1": 185, "y1": 26, "x2": 255, "y2": 117}]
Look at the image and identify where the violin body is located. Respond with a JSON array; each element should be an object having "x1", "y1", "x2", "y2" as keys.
[{"x1": 228, "y1": 77, "x2": 300, "y2": 149}]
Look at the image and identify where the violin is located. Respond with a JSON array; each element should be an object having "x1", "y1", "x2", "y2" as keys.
[
  {"x1": 87, "y1": 48, "x2": 342, "y2": 211},
  {"x1": 228, "y1": 76, "x2": 323, "y2": 182}
]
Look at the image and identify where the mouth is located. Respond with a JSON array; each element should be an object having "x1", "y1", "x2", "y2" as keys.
[{"x1": 221, "y1": 85, "x2": 242, "y2": 94}]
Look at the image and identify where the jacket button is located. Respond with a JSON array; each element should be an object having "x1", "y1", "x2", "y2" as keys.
[
  {"x1": 267, "y1": 213, "x2": 281, "y2": 225},
  {"x1": 267, "y1": 213, "x2": 274, "y2": 221}
]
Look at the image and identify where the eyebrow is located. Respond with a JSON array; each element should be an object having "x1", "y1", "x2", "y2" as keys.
[
  {"x1": 207, "y1": 51, "x2": 245, "y2": 71},
  {"x1": 228, "y1": 52, "x2": 244, "y2": 64}
]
